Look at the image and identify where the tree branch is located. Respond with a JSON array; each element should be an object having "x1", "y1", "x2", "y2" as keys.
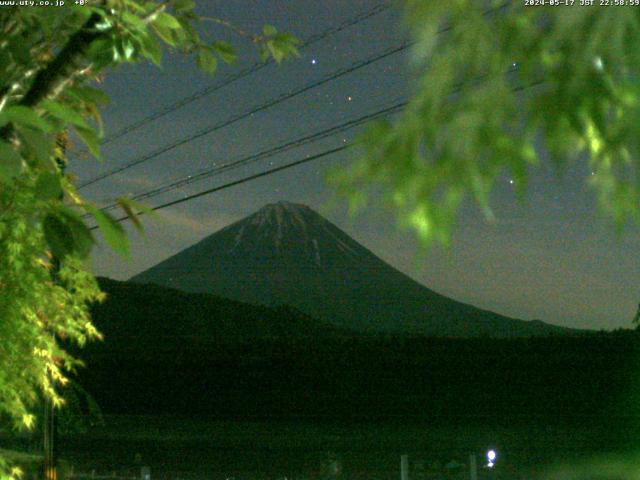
[
  {"x1": 0, "y1": 68, "x2": 37, "y2": 112},
  {"x1": 0, "y1": 10, "x2": 106, "y2": 142},
  {"x1": 20, "y1": 14, "x2": 104, "y2": 109},
  {"x1": 0, "y1": 1, "x2": 168, "y2": 142}
]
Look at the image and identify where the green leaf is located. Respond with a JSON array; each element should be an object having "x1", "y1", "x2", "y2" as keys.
[
  {"x1": 263, "y1": 24, "x2": 277, "y2": 36},
  {"x1": 16, "y1": 127, "x2": 55, "y2": 169},
  {"x1": 94, "y1": 16, "x2": 114, "y2": 32},
  {"x1": 76, "y1": 127, "x2": 102, "y2": 160},
  {"x1": 196, "y1": 49, "x2": 217, "y2": 75},
  {"x1": 69, "y1": 3, "x2": 96, "y2": 19},
  {"x1": 0, "y1": 141, "x2": 23, "y2": 183},
  {"x1": 43, "y1": 214, "x2": 75, "y2": 259},
  {"x1": 0, "y1": 49, "x2": 10, "y2": 73},
  {"x1": 116, "y1": 198, "x2": 145, "y2": 232},
  {"x1": 66, "y1": 86, "x2": 110, "y2": 106},
  {"x1": 43, "y1": 207, "x2": 94, "y2": 259},
  {"x1": 139, "y1": 32, "x2": 162, "y2": 66},
  {"x1": 41, "y1": 100, "x2": 89, "y2": 129},
  {"x1": 115, "y1": 38, "x2": 137, "y2": 62},
  {"x1": 125, "y1": 1, "x2": 146, "y2": 14},
  {"x1": 87, "y1": 37, "x2": 117, "y2": 71},
  {"x1": 266, "y1": 40, "x2": 285, "y2": 63},
  {"x1": 274, "y1": 32, "x2": 300, "y2": 45},
  {"x1": 173, "y1": 0, "x2": 196, "y2": 13},
  {"x1": 155, "y1": 12, "x2": 182, "y2": 30},
  {"x1": 83, "y1": 205, "x2": 129, "y2": 256},
  {"x1": 211, "y1": 41, "x2": 236, "y2": 64},
  {"x1": 177, "y1": 17, "x2": 200, "y2": 44},
  {"x1": 35, "y1": 171, "x2": 62, "y2": 201},
  {"x1": 122, "y1": 11, "x2": 146, "y2": 31},
  {"x1": 8, "y1": 38, "x2": 31, "y2": 64},
  {"x1": 118, "y1": 197, "x2": 157, "y2": 219},
  {"x1": 272, "y1": 33, "x2": 301, "y2": 58},
  {"x1": 152, "y1": 23, "x2": 177, "y2": 47},
  {"x1": 4, "y1": 106, "x2": 52, "y2": 132},
  {"x1": 62, "y1": 207, "x2": 95, "y2": 258}
]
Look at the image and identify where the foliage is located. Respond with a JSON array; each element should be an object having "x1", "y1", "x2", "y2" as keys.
[
  {"x1": 330, "y1": 2, "x2": 640, "y2": 245},
  {"x1": 55, "y1": 378, "x2": 105, "y2": 435},
  {"x1": 0, "y1": 1, "x2": 298, "y2": 477},
  {"x1": 0, "y1": 449, "x2": 41, "y2": 480},
  {"x1": 0, "y1": 449, "x2": 73, "y2": 480}
]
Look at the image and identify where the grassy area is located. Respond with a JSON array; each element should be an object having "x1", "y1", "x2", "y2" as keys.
[
  {"x1": 52, "y1": 415, "x2": 640, "y2": 480},
  {"x1": 0, "y1": 448, "x2": 73, "y2": 480},
  {"x1": 0, "y1": 448, "x2": 41, "y2": 464},
  {"x1": 0, "y1": 448, "x2": 42, "y2": 479}
]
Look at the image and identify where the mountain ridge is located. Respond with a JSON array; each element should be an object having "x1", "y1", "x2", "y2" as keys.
[
  {"x1": 89, "y1": 276, "x2": 354, "y2": 351},
  {"x1": 131, "y1": 201, "x2": 577, "y2": 338}
]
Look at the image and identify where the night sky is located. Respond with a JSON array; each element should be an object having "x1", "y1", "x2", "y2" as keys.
[{"x1": 71, "y1": 0, "x2": 640, "y2": 331}]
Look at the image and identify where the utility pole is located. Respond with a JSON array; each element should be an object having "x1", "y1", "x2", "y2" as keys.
[
  {"x1": 43, "y1": 391, "x2": 55, "y2": 480},
  {"x1": 400, "y1": 455, "x2": 409, "y2": 480},
  {"x1": 469, "y1": 454, "x2": 477, "y2": 480},
  {"x1": 44, "y1": 131, "x2": 68, "y2": 480}
]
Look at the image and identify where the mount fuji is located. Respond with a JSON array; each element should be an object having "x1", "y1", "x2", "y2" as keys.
[{"x1": 130, "y1": 201, "x2": 572, "y2": 337}]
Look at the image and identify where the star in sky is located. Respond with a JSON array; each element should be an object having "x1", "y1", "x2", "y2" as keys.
[{"x1": 311, "y1": 58, "x2": 317, "y2": 65}]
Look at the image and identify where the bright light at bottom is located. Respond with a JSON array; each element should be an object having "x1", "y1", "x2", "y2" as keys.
[
  {"x1": 487, "y1": 450, "x2": 496, "y2": 461},
  {"x1": 487, "y1": 461, "x2": 494, "y2": 468}
]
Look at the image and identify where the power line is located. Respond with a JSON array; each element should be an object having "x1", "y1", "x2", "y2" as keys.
[
  {"x1": 88, "y1": 73, "x2": 544, "y2": 231},
  {"x1": 83, "y1": 1, "x2": 520, "y2": 228},
  {"x1": 79, "y1": 1, "x2": 513, "y2": 190},
  {"x1": 78, "y1": 41, "x2": 410, "y2": 189},
  {"x1": 93, "y1": 64, "x2": 525, "y2": 213},
  {"x1": 99, "y1": 3, "x2": 392, "y2": 146},
  {"x1": 94, "y1": 99, "x2": 407, "y2": 213},
  {"x1": 88, "y1": 143, "x2": 353, "y2": 231},
  {"x1": 95, "y1": 0, "x2": 511, "y2": 147}
]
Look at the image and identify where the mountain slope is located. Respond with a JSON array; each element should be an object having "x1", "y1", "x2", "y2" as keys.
[
  {"x1": 90, "y1": 277, "x2": 351, "y2": 351},
  {"x1": 131, "y1": 201, "x2": 574, "y2": 337}
]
